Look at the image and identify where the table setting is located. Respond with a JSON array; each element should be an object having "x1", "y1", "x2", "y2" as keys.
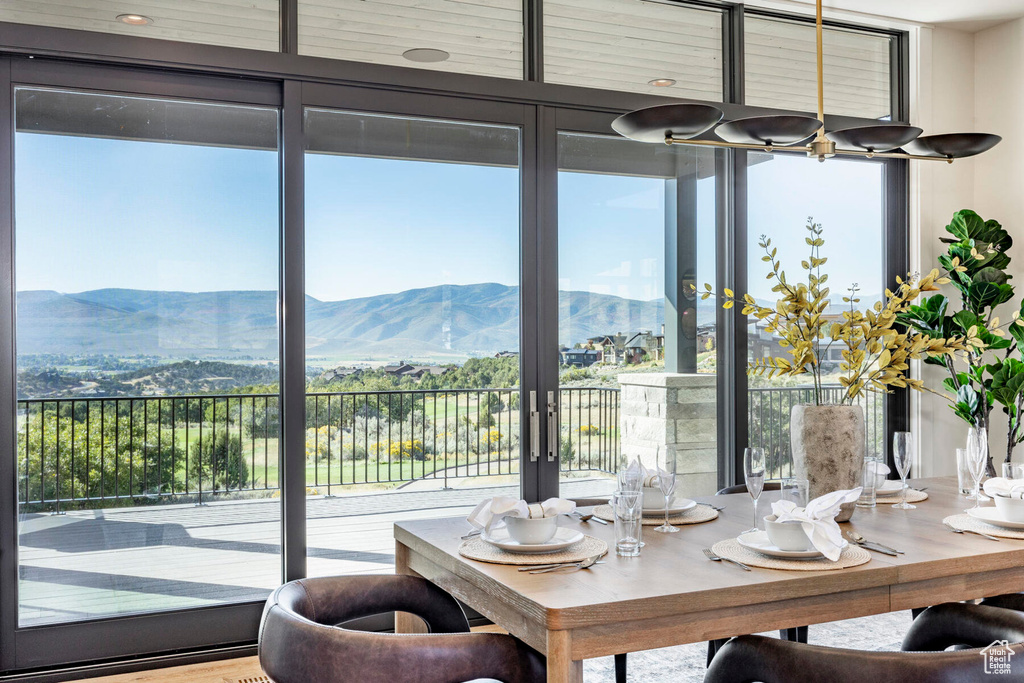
[
  {"x1": 708, "y1": 487, "x2": 874, "y2": 571},
  {"x1": 458, "y1": 495, "x2": 609, "y2": 569},
  {"x1": 591, "y1": 459, "x2": 720, "y2": 529}
]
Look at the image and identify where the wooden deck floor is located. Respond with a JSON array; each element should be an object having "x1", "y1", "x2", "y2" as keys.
[{"x1": 19, "y1": 478, "x2": 612, "y2": 627}]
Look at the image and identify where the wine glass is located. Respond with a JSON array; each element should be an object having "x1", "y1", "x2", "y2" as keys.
[
  {"x1": 892, "y1": 432, "x2": 915, "y2": 510},
  {"x1": 966, "y1": 427, "x2": 989, "y2": 510},
  {"x1": 743, "y1": 447, "x2": 766, "y2": 533},
  {"x1": 653, "y1": 461, "x2": 679, "y2": 534}
]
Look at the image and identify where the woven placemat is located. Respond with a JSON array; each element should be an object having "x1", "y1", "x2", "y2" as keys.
[
  {"x1": 710, "y1": 538, "x2": 871, "y2": 571},
  {"x1": 594, "y1": 504, "x2": 719, "y2": 526},
  {"x1": 874, "y1": 488, "x2": 929, "y2": 503},
  {"x1": 944, "y1": 513, "x2": 1024, "y2": 540},
  {"x1": 225, "y1": 676, "x2": 269, "y2": 683},
  {"x1": 458, "y1": 534, "x2": 607, "y2": 566}
]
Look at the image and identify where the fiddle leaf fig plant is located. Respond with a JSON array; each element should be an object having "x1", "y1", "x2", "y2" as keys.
[{"x1": 898, "y1": 209, "x2": 1021, "y2": 471}]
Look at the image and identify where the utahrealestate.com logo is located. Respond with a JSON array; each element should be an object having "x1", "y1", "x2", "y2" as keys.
[{"x1": 981, "y1": 640, "x2": 1015, "y2": 675}]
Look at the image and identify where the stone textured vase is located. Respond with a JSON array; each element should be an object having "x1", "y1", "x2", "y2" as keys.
[{"x1": 790, "y1": 404, "x2": 865, "y2": 522}]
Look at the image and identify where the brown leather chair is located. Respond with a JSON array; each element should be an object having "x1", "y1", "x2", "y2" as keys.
[
  {"x1": 704, "y1": 603, "x2": 1024, "y2": 682},
  {"x1": 258, "y1": 575, "x2": 545, "y2": 683}
]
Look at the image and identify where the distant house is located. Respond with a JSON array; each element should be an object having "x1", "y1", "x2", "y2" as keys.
[
  {"x1": 318, "y1": 367, "x2": 362, "y2": 383},
  {"x1": 560, "y1": 348, "x2": 601, "y2": 368},
  {"x1": 382, "y1": 363, "x2": 450, "y2": 380},
  {"x1": 697, "y1": 323, "x2": 716, "y2": 351},
  {"x1": 494, "y1": 351, "x2": 519, "y2": 358},
  {"x1": 587, "y1": 333, "x2": 627, "y2": 364},
  {"x1": 624, "y1": 330, "x2": 664, "y2": 364}
]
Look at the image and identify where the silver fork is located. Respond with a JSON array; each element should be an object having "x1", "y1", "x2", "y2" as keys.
[
  {"x1": 524, "y1": 552, "x2": 607, "y2": 574},
  {"x1": 702, "y1": 547, "x2": 751, "y2": 571},
  {"x1": 944, "y1": 521, "x2": 1001, "y2": 541}
]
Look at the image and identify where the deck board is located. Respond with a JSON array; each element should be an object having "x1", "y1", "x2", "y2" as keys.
[{"x1": 18, "y1": 478, "x2": 612, "y2": 626}]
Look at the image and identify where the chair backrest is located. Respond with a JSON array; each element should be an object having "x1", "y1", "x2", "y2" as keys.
[
  {"x1": 716, "y1": 482, "x2": 782, "y2": 495},
  {"x1": 259, "y1": 575, "x2": 546, "y2": 683}
]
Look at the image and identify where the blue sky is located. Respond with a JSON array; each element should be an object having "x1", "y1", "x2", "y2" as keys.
[{"x1": 16, "y1": 132, "x2": 882, "y2": 307}]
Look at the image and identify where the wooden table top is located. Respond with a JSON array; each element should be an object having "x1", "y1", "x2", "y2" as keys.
[{"x1": 394, "y1": 477, "x2": 1024, "y2": 632}]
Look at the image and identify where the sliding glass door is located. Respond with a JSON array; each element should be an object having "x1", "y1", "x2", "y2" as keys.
[
  {"x1": 552, "y1": 112, "x2": 722, "y2": 500},
  {"x1": 301, "y1": 105, "x2": 525, "y2": 578}
]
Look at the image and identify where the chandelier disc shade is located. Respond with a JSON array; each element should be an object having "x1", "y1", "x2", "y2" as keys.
[
  {"x1": 826, "y1": 125, "x2": 924, "y2": 152},
  {"x1": 610, "y1": 104, "x2": 724, "y2": 143},
  {"x1": 903, "y1": 133, "x2": 1002, "y2": 159},
  {"x1": 714, "y1": 115, "x2": 823, "y2": 147},
  {"x1": 610, "y1": 0, "x2": 1001, "y2": 163}
]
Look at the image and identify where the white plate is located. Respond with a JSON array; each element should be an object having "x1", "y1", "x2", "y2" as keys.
[
  {"x1": 877, "y1": 481, "x2": 905, "y2": 494},
  {"x1": 737, "y1": 530, "x2": 848, "y2": 560},
  {"x1": 482, "y1": 526, "x2": 585, "y2": 554},
  {"x1": 966, "y1": 506, "x2": 1024, "y2": 530},
  {"x1": 642, "y1": 499, "x2": 697, "y2": 516}
]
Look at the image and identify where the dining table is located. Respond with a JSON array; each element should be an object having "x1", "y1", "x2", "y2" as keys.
[{"x1": 393, "y1": 477, "x2": 1024, "y2": 683}]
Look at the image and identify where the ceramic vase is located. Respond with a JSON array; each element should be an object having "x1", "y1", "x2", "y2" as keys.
[{"x1": 790, "y1": 404, "x2": 865, "y2": 522}]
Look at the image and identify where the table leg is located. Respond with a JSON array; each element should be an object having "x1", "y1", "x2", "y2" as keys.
[
  {"x1": 546, "y1": 630, "x2": 583, "y2": 683},
  {"x1": 394, "y1": 540, "x2": 428, "y2": 634}
]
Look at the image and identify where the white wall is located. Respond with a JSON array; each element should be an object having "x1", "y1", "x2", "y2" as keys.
[
  {"x1": 972, "y1": 18, "x2": 1024, "y2": 469},
  {"x1": 912, "y1": 26, "x2": 977, "y2": 476}
]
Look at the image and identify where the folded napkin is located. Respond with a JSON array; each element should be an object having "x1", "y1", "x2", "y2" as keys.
[
  {"x1": 770, "y1": 488, "x2": 863, "y2": 561},
  {"x1": 620, "y1": 458, "x2": 672, "y2": 488},
  {"x1": 984, "y1": 477, "x2": 1024, "y2": 500},
  {"x1": 466, "y1": 496, "x2": 576, "y2": 532}
]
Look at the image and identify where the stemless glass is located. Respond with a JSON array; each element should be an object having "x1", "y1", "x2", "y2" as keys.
[
  {"x1": 892, "y1": 431, "x2": 915, "y2": 510},
  {"x1": 653, "y1": 461, "x2": 679, "y2": 534},
  {"x1": 612, "y1": 489, "x2": 643, "y2": 556},
  {"x1": 743, "y1": 447, "x2": 766, "y2": 533},
  {"x1": 966, "y1": 427, "x2": 989, "y2": 510}
]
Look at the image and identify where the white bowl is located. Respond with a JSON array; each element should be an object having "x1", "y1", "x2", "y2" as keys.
[
  {"x1": 642, "y1": 486, "x2": 667, "y2": 509},
  {"x1": 993, "y1": 495, "x2": 1024, "y2": 523},
  {"x1": 764, "y1": 515, "x2": 814, "y2": 551},
  {"x1": 504, "y1": 516, "x2": 558, "y2": 545}
]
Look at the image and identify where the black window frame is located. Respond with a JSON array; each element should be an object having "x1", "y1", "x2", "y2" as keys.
[{"x1": 0, "y1": 1, "x2": 910, "y2": 676}]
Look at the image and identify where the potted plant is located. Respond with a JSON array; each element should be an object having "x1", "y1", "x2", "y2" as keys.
[
  {"x1": 702, "y1": 218, "x2": 963, "y2": 520},
  {"x1": 898, "y1": 210, "x2": 1022, "y2": 476}
]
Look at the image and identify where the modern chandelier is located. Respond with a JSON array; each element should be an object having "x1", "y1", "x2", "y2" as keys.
[{"x1": 612, "y1": 0, "x2": 1001, "y2": 163}]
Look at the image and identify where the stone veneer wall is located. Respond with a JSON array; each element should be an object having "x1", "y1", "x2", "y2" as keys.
[{"x1": 618, "y1": 372, "x2": 718, "y2": 496}]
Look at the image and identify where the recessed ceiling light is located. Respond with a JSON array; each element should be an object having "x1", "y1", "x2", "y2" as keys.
[
  {"x1": 648, "y1": 78, "x2": 677, "y2": 87},
  {"x1": 403, "y1": 48, "x2": 450, "y2": 63},
  {"x1": 116, "y1": 14, "x2": 153, "y2": 25}
]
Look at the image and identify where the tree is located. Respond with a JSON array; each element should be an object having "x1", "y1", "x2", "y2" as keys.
[{"x1": 188, "y1": 431, "x2": 249, "y2": 492}]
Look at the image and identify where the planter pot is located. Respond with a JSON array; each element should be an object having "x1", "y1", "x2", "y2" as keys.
[{"x1": 790, "y1": 404, "x2": 865, "y2": 523}]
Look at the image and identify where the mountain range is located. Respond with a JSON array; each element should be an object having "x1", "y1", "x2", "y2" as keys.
[{"x1": 16, "y1": 284, "x2": 675, "y2": 361}]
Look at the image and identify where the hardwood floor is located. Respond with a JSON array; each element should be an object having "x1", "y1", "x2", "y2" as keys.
[{"x1": 69, "y1": 656, "x2": 265, "y2": 683}]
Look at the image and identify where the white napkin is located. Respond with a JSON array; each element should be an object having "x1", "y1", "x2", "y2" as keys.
[
  {"x1": 770, "y1": 488, "x2": 863, "y2": 561},
  {"x1": 865, "y1": 460, "x2": 891, "y2": 485},
  {"x1": 984, "y1": 477, "x2": 1024, "y2": 500},
  {"x1": 466, "y1": 496, "x2": 576, "y2": 532},
  {"x1": 619, "y1": 459, "x2": 673, "y2": 488}
]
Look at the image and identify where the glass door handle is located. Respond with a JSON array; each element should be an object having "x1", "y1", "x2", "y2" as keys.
[
  {"x1": 546, "y1": 391, "x2": 558, "y2": 462},
  {"x1": 529, "y1": 391, "x2": 540, "y2": 462}
]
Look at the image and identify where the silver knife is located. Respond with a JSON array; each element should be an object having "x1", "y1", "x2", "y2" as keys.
[{"x1": 856, "y1": 541, "x2": 899, "y2": 556}]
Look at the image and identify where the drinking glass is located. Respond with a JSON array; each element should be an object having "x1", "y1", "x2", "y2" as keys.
[
  {"x1": 653, "y1": 461, "x2": 679, "y2": 534},
  {"x1": 956, "y1": 448, "x2": 974, "y2": 497},
  {"x1": 892, "y1": 431, "x2": 915, "y2": 509},
  {"x1": 782, "y1": 477, "x2": 809, "y2": 507},
  {"x1": 858, "y1": 456, "x2": 881, "y2": 508},
  {"x1": 612, "y1": 490, "x2": 643, "y2": 556},
  {"x1": 618, "y1": 467, "x2": 643, "y2": 494},
  {"x1": 966, "y1": 427, "x2": 989, "y2": 510},
  {"x1": 1003, "y1": 462, "x2": 1024, "y2": 480},
  {"x1": 743, "y1": 447, "x2": 766, "y2": 532}
]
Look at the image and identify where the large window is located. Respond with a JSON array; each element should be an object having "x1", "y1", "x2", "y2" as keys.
[
  {"x1": 14, "y1": 88, "x2": 281, "y2": 626},
  {"x1": 544, "y1": 0, "x2": 723, "y2": 100},
  {"x1": 556, "y1": 133, "x2": 718, "y2": 498},
  {"x1": 303, "y1": 109, "x2": 522, "y2": 578},
  {"x1": 0, "y1": 1, "x2": 279, "y2": 51},
  {"x1": 745, "y1": 15, "x2": 893, "y2": 120},
  {"x1": 745, "y1": 153, "x2": 886, "y2": 477},
  {"x1": 299, "y1": 0, "x2": 524, "y2": 79}
]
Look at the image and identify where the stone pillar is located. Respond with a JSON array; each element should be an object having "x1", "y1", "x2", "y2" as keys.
[{"x1": 619, "y1": 372, "x2": 718, "y2": 496}]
